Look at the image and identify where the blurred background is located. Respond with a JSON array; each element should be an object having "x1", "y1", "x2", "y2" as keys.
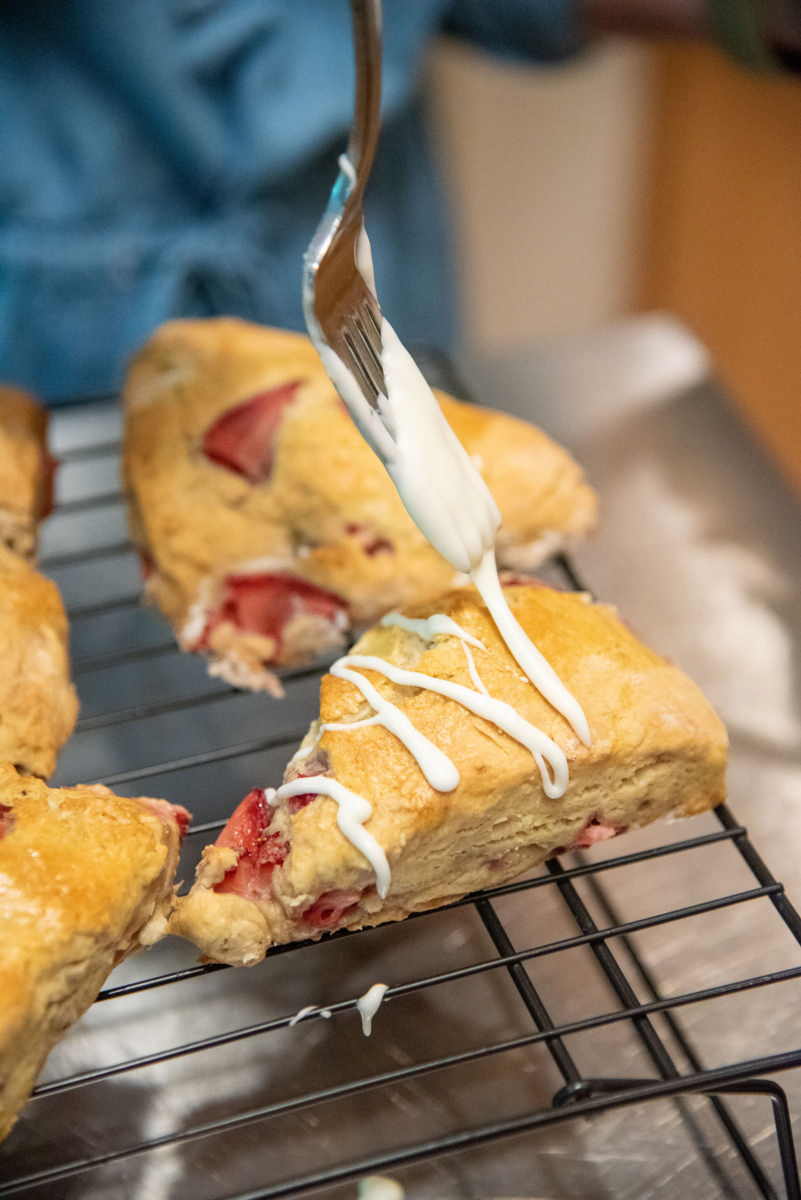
[{"x1": 426, "y1": 33, "x2": 801, "y2": 498}]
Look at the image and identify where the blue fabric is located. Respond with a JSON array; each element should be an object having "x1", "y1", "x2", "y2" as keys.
[{"x1": 0, "y1": 0, "x2": 581, "y2": 403}]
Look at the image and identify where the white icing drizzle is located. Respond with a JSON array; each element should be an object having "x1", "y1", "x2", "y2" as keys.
[
  {"x1": 382, "y1": 608, "x2": 490, "y2": 694},
  {"x1": 376, "y1": 317, "x2": 501, "y2": 574},
  {"x1": 381, "y1": 608, "x2": 485, "y2": 651},
  {"x1": 268, "y1": 778, "x2": 391, "y2": 898},
  {"x1": 328, "y1": 658, "x2": 460, "y2": 792},
  {"x1": 300, "y1": 210, "x2": 594, "y2": 903},
  {"x1": 356, "y1": 982, "x2": 388, "y2": 1036},
  {"x1": 288, "y1": 1005, "x2": 332, "y2": 1026},
  {"x1": 307, "y1": 227, "x2": 589, "y2": 745},
  {"x1": 338, "y1": 654, "x2": 568, "y2": 799},
  {"x1": 460, "y1": 639, "x2": 490, "y2": 697},
  {"x1": 471, "y1": 550, "x2": 591, "y2": 747},
  {"x1": 288, "y1": 1005, "x2": 317, "y2": 1027},
  {"x1": 358, "y1": 1178, "x2": 405, "y2": 1200}
]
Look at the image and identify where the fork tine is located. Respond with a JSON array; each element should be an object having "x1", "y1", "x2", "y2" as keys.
[
  {"x1": 354, "y1": 298, "x2": 386, "y2": 388},
  {"x1": 335, "y1": 290, "x2": 385, "y2": 404}
]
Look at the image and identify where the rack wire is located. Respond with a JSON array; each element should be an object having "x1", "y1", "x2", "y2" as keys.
[{"x1": 2, "y1": 394, "x2": 801, "y2": 1199}]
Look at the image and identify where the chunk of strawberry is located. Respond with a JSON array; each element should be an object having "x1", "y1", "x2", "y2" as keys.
[
  {"x1": 571, "y1": 815, "x2": 627, "y2": 848},
  {"x1": 550, "y1": 815, "x2": 627, "y2": 858},
  {"x1": 0, "y1": 802, "x2": 14, "y2": 839},
  {"x1": 344, "y1": 522, "x2": 395, "y2": 557},
  {"x1": 199, "y1": 573, "x2": 347, "y2": 658},
  {"x1": 138, "y1": 549, "x2": 156, "y2": 580},
  {"x1": 301, "y1": 888, "x2": 364, "y2": 930},
  {"x1": 37, "y1": 451, "x2": 58, "y2": 519},
  {"x1": 202, "y1": 380, "x2": 301, "y2": 482},
  {"x1": 213, "y1": 787, "x2": 289, "y2": 900},
  {"x1": 287, "y1": 792, "x2": 317, "y2": 815},
  {"x1": 140, "y1": 797, "x2": 191, "y2": 839}
]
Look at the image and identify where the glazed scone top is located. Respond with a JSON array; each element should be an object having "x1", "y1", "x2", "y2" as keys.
[
  {"x1": 270, "y1": 584, "x2": 728, "y2": 898},
  {"x1": 169, "y1": 581, "x2": 728, "y2": 966}
]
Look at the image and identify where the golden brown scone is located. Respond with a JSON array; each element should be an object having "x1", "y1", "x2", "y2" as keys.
[
  {"x1": 0, "y1": 544, "x2": 78, "y2": 777},
  {"x1": 122, "y1": 318, "x2": 597, "y2": 695},
  {"x1": 0, "y1": 763, "x2": 190, "y2": 1141},
  {"x1": 0, "y1": 384, "x2": 55, "y2": 559},
  {"x1": 170, "y1": 582, "x2": 727, "y2": 967}
]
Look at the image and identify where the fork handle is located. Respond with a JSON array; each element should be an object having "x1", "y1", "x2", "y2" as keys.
[{"x1": 347, "y1": 0, "x2": 382, "y2": 210}]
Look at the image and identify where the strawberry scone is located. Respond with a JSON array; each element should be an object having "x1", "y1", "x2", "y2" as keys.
[
  {"x1": 0, "y1": 384, "x2": 56, "y2": 559},
  {"x1": 122, "y1": 319, "x2": 597, "y2": 695},
  {"x1": 170, "y1": 582, "x2": 727, "y2": 967},
  {"x1": 0, "y1": 763, "x2": 189, "y2": 1140},
  {"x1": 0, "y1": 543, "x2": 78, "y2": 778}
]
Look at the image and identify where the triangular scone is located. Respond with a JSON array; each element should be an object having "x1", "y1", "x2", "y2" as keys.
[
  {"x1": 0, "y1": 385, "x2": 55, "y2": 560},
  {"x1": 0, "y1": 764, "x2": 189, "y2": 1141},
  {"x1": 122, "y1": 319, "x2": 597, "y2": 694},
  {"x1": 169, "y1": 583, "x2": 727, "y2": 967},
  {"x1": 0, "y1": 543, "x2": 78, "y2": 778}
]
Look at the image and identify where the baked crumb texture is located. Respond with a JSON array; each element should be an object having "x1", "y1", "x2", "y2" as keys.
[
  {"x1": 0, "y1": 385, "x2": 55, "y2": 560},
  {"x1": 0, "y1": 385, "x2": 75, "y2": 777},
  {"x1": 122, "y1": 318, "x2": 598, "y2": 695},
  {"x1": 0, "y1": 543, "x2": 78, "y2": 778},
  {"x1": 170, "y1": 583, "x2": 728, "y2": 967},
  {"x1": 0, "y1": 764, "x2": 189, "y2": 1141}
]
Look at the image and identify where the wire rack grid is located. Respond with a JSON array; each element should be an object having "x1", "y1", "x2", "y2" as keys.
[{"x1": 1, "y1": 394, "x2": 801, "y2": 1200}]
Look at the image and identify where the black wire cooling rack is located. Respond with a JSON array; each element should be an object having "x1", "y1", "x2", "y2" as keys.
[{"x1": 2, "y1": 396, "x2": 801, "y2": 1200}]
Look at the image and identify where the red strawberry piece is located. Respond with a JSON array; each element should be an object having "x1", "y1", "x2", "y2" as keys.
[
  {"x1": 344, "y1": 522, "x2": 395, "y2": 557},
  {"x1": 301, "y1": 888, "x2": 364, "y2": 930},
  {"x1": 287, "y1": 792, "x2": 317, "y2": 814},
  {"x1": 140, "y1": 797, "x2": 191, "y2": 839},
  {"x1": 550, "y1": 815, "x2": 627, "y2": 857},
  {"x1": 284, "y1": 760, "x2": 330, "y2": 814},
  {"x1": 571, "y1": 816, "x2": 627, "y2": 848},
  {"x1": 213, "y1": 787, "x2": 289, "y2": 900},
  {"x1": 138, "y1": 549, "x2": 156, "y2": 580},
  {"x1": 202, "y1": 380, "x2": 301, "y2": 482},
  {"x1": 37, "y1": 451, "x2": 58, "y2": 519},
  {"x1": 198, "y1": 573, "x2": 347, "y2": 658},
  {"x1": 0, "y1": 802, "x2": 14, "y2": 839}
]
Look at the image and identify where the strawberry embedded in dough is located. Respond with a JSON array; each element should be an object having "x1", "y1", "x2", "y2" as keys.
[
  {"x1": 0, "y1": 802, "x2": 14, "y2": 839},
  {"x1": 213, "y1": 787, "x2": 289, "y2": 901},
  {"x1": 138, "y1": 548, "x2": 156, "y2": 580},
  {"x1": 572, "y1": 815, "x2": 628, "y2": 848},
  {"x1": 141, "y1": 797, "x2": 191, "y2": 839},
  {"x1": 551, "y1": 815, "x2": 628, "y2": 858},
  {"x1": 344, "y1": 522, "x2": 395, "y2": 557},
  {"x1": 198, "y1": 572, "x2": 348, "y2": 661},
  {"x1": 38, "y1": 450, "x2": 58, "y2": 519},
  {"x1": 209, "y1": 782, "x2": 366, "y2": 934},
  {"x1": 287, "y1": 791, "x2": 317, "y2": 815},
  {"x1": 301, "y1": 888, "x2": 364, "y2": 929},
  {"x1": 202, "y1": 380, "x2": 302, "y2": 482}
]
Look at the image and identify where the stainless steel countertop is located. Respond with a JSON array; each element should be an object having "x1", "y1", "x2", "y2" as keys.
[{"x1": 463, "y1": 314, "x2": 801, "y2": 1197}]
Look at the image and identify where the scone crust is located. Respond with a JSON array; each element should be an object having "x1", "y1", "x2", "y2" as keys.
[
  {"x1": 0, "y1": 385, "x2": 53, "y2": 558},
  {"x1": 0, "y1": 544, "x2": 78, "y2": 777},
  {"x1": 122, "y1": 319, "x2": 597, "y2": 684},
  {"x1": 172, "y1": 584, "x2": 727, "y2": 965},
  {"x1": 0, "y1": 764, "x2": 186, "y2": 1141},
  {"x1": 279, "y1": 586, "x2": 727, "y2": 901}
]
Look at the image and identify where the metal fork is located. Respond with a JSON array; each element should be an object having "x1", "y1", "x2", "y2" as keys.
[
  {"x1": 302, "y1": 0, "x2": 387, "y2": 409},
  {"x1": 303, "y1": 0, "x2": 501, "y2": 577}
]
